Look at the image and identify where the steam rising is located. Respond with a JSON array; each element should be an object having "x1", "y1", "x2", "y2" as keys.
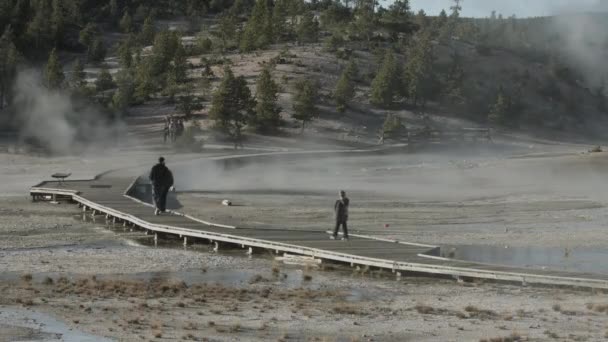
[
  {"x1": 13, "y1": 70, "x2": 127, "y2": 155},
  {"x1": 551, "y1": 14, "x2": 608, "y2": 87}
]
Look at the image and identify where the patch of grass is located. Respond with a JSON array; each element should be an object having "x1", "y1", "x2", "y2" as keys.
[
  {"x1": 479, "y1": 332, "x2": 523, "y2": 342},
  {"x1": 587, "y1": 303, "x2": 608, "y2": 313},
  {"x1": 21, "y1": 274, "x2": 33, "y2": 282},
  {"x1": 207, "y1": 321, "x2": 215, "y2": 327},
  {"x1": 552, "y1": 304, "x2": 561, "y2": 312},
  {"x1": 43, "y1": 277, "x2": 54, "y2": 285},
  {"x1": 303, "y1": 274, "x2": 313, "y2": 282},
  {"x1": 333, "y1": 303, "x2": 361, "y2": 315},
  {"x1": 249, "y1": 274, "x2": 269, "y2": 284},
  {"x1": 464, "y1": 305, "x2": 499, "y2": 319},
  {"x1": 544, "y1": 330, "x2": 559, "y2": 339},
  {"x1": 153, "y1": 330, "x2": 163, "y2": 338},
  {"x1": 229, "y1": 323, "x2": 241, "y2": 332}
]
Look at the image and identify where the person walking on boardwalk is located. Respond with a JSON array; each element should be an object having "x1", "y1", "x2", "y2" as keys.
[
  {"x1": 149, "y1": 157, "x2": 174, "y2": 215},
  {"x1": 331, "y1": 190, "x2": 350, "y2": 240}
]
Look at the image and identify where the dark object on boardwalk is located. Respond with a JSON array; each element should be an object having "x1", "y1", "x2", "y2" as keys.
[
  {"x1": 51, "y1": 173, "x2": 71, "y2": 186},
  {"x1": 332, "y1": 190, "x2": 349, "y2": 240},
  {"x1": 149, "y1": 157, "x2": 174, "y2": 215}
]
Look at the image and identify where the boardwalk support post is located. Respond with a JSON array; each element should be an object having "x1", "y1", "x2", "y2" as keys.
[
  {"x1": 154, "y1": 233, "x2": 158, "y2": 246},
  {"x1": 213, "y1": 241, "x2": 219, "y2": 253},
  {"x1": 246, "y1": 247, "x2": 253, "y2": 256},
  {"x1": 183, "y1": 237, "x2": 188, "y2": 246}
]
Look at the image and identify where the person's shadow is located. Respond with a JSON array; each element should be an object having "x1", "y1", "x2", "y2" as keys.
[{"x1": 128, "y1": 176, "x2": 183, "y2": 210}]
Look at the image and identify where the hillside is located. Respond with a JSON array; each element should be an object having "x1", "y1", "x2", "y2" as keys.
[{"x1": 1, "y1": 1, "x2": 608, "y2": 153}]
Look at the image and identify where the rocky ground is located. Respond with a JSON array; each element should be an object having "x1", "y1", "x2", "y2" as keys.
[{"x1": 2, "y1": 197, "x2": 608, "y2": 342}]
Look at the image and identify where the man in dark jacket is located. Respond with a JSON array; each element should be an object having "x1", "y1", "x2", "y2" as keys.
[
  {"x1": 149, "y1": 157, "x2": 174, "y2": 215},
  {"x1": 331, "y1": 190, "x2": 350, "y2": 240}
]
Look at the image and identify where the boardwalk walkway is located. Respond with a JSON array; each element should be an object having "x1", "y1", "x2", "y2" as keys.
[{"x1": 31, "y1": 175, "x2": 608, "y2": 289}]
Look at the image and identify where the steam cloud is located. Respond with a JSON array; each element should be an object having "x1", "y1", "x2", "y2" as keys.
[
  {"x1": 551, "y1": 14, "x2": 608, "y2": 87},
  {"x1": 12, "y1": 70, "x2": 127, "y2": 155}
]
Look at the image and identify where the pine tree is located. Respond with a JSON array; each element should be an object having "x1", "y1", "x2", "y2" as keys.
[
  {"x1": 0, "y1": 27, "x2": 19, "y2": 109},
  {"x1": 118, "y1": 34, "x2": 135, "y2": 69},
  {"x1": 109, "y1": 0, "x2": 119, "y2": 19},
  {"x1": 351, "y1": 0, "x2": 376, "y2": 42},
  {"x1": 254, "y1": 66, "x2": 281, "y2": 133},
  {"x1": 334, "y1": 60, "x2": 357, "y2": 112},
  {"x1": 382, "y1": 114, "x2": 405, "y2": 140},
  {"x1": 292, "y1": 78, "x2": 318, "y2": 133},
  {"x1": 113, "y1": 70, "x2": 135, "y2": 113},
  {"x1": 415, "y1": 10, "x2": 429, "y2": 31},
  {"x1": 171, "y1": 42, "x2": 188, "y2": 83},
  {"x1": 210, "y1": 66, "x2": 255, "y2": 148},
  {"x1": 380, "y1": 0, "x2": 415, "y2": 41},
  {"x1": 177, "y1": 84, "x2": 203, "y2": 119},
  {"x1": 151, "y1": 30, "x2": 180, "y2": 77},
  {"x1": 272, "y1": 0, "x2": 289, "y2": 42},
  {"x1": 139, "y1": 15, "x2": 156, "y2": 46},
  {"x1": 79, "y1": 23, "x2": 98, "y2": 49},
  {"x1": 442, "y1": 51, "x2": 465, "y2": 105},
  {"x1": 218, "y1": 13, "x2": 237, "y2": 51},
  {"x1": 51, "y1": 0, "x2": 65, "y2": 42},
  {"x1": 296, "y1": 11, "x2": 319, "y2": 44},
  {"x1": 403, "y1": 32, "x2": 437, "y2": 106},
  {"x1": 27, "y1": 0, "x2": 53, "y2": 51},
  {"x1": 95, "y1": 67, "x2": 115, "y2": 92},
  {"x1": 240, "y1": 0, "x2": 274, "y2": 51},
  {"x1": 70, "y1": 58, "x2": 86, "y2": 88},
  {"x1": 199, "y1": 74, "x2": 212, "y2": 98},
  {"x1": 88, "y1": 38, "x2": 106, "y2": 63},
  {"x1": 370, "y1": 50, "x2": 400, "y2": 107},
  {"x1": 488, "y1": 86, "x2": 510, "y2": 126},
  {"x1": 120, "y1": 10, "x2": 133, "y2": 33},
  {"x1": 45, "y1": 48, "x2": 64, "y2": 89},
  {"x1": 134, "y1": 58, "x2": 155, "y2": 101}
]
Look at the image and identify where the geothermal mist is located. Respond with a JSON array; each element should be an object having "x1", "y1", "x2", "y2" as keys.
[{"x1": 12, "y1": 70, "x2": 127, "y2": 155}]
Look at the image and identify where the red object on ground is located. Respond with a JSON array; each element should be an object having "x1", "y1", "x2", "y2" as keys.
[{"x1": 384, "y1": 223, "x2": 390, "y2": 228}]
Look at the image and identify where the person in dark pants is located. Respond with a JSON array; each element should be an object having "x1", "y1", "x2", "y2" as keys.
[
  {"x1": 149, "y1": 157, "x2": 174, "y2": 215},
  {"x1": 331, "y1": 190, "x2": 350, "y2": 240}
]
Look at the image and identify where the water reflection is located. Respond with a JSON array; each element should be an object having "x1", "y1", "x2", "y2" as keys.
[{"x1": 438, "y1": 245, "x2": 608, "y2": 275}]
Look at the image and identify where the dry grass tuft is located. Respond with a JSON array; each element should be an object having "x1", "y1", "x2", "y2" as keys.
[
  {"x1": 479, "y1": 332, "x2": 523, "y2": 342},
  {"x1": 303, "y1": 274, "x2": 313, "y2": 282},
  {"x1": 464, "y1": 305, "x2": 499, "y2": 319},
  {"x1": 415, "y1": 304, "x2": 444, "y2": 315},
  {"x1": 43, "y1": 277, "x2": 54, "y2": 285},
  {"x1": 249, "y1": 274, "x2": 269, "y2": 284},
  {"x1": 544, "y1": 330, "x2": 559, "y2": 339},
  {"x1": 207, "y1": 321, "x2": 215, "y2": 327},
  {"x1": 21, "y1": 274, "x2": 33, "y2": 283},
  {"x1": 587, "y1": 303, "x2": 608, "y2": 313},
  {"x1": 333, "y1": 303, "x2": 362, "y2": 315},
  {"x1": 552, "y1": 304, "x2": 561, "y2": 312},
  {"x1": 153, "y1": 330, "x2": 163, "y2": 338}
]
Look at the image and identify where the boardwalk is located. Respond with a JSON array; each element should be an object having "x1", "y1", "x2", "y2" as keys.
[{"x1": 31, "y1": 174, "x2": 608, "y2": 289}]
